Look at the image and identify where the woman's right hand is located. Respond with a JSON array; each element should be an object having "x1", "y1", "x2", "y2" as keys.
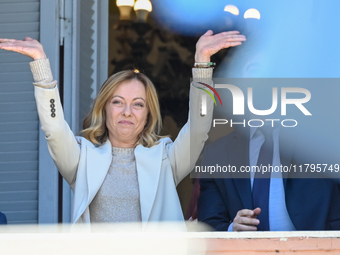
[{"x1": 0, "y1": 37, "x2": 46, "y2": 60}]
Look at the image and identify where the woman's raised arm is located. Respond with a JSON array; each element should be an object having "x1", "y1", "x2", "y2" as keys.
[
  {"x1": 0, "y1": 37, "x2": 80, "y2": 186},
  {"x1": 169, "y1": 30, "x2": 246, "y2": 185}
]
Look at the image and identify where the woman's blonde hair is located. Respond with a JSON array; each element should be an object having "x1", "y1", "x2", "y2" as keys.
[{"x1": 81, "y1": 70, "x2": 163, "y2": 147}]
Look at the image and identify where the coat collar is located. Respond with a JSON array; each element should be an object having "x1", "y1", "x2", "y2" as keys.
[
  {"x1": 72, "y1": 139, "x2": 112, "y2": 223},
  {"x1": 135, "y1": 138, "x2": 169, "y2": 228},
  {"x1": 86, "y1": 139, "x2": 113, "y2": 204}
]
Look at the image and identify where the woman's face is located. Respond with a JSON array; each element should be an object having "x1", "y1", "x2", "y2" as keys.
[{"x1": 105, "y1": 79, "x2": 148, "y2": 148}]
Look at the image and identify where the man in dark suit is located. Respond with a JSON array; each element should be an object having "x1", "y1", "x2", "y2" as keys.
[
  {"x1": 0, "y1": 212, "x2": 7, "y2": 225},
  {"x1": 197, "y1": 128, "x2": 340, "y2": 231}
]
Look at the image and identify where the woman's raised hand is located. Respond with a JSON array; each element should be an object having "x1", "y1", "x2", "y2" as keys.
[
  {"x1": 195, "y1": 30, "x2": 246, "y2": 63},
  {"x1": 0, "y1": 37, "x2": 46, "y2": 60}
]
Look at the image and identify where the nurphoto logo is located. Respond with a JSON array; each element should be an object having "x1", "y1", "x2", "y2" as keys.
[{"x1": 200, "y1": 82, "x2": 312, "y2": 128}]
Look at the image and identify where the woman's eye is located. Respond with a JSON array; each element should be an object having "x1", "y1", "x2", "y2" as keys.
[
  {"x1": 134, "y1": 102, "x2": 144, "y2": 107},
  {"x1": 112, "y1": 100, "x2": 122, "y2": 105}
]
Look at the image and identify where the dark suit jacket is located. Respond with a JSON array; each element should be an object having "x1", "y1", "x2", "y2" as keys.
[
  {"x1": 0, "y1": 212, "x2": 7, "y2": 225},
  {"x1": 197, "y1": 130, "x2": 340, "y2": 231}
]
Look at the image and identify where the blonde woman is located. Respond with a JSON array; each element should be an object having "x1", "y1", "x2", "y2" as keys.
[{"x1": 0, "y1": 30, "x2": 245, "y2": 228}]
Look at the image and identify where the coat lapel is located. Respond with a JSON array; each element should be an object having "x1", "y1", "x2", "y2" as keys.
[
  {"x1": 229, "y1": 131, "x2": 253, "y2": 209},
  {"x1": 72, "y1": 140, "x2": 112, "y2": 223},
  {"x1": 86, "y1": 140, "x2": 113, "y2": 204},
  {"x1": 134, "y1": 140, "x2": 165, "y2": 225}
]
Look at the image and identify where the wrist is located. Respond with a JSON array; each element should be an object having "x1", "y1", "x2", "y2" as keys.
[
  {"x1": 33, "y1": 54, "x2": 47, "y2": 61},
  {"x1": 194, "y1": 62, "x2": 216, "y2": 68},
  {"x1": 32, "y1": 49, "x2": 47, "y2": 61},
  {"x1": 195, "y1": 53, "x2": 210, "y2": 63}
]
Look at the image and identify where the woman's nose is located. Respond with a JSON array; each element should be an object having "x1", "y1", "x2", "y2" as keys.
[{"x1": 122, "y1": 105, "x2": 132, "y2": 117}]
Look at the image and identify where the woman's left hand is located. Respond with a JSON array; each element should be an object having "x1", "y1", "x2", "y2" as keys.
[{"x1": 195, "y1": 30, "x2": 246, "y2": 63}]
